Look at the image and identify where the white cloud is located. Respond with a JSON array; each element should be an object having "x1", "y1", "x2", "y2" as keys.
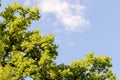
[{"x1": 24, "y1": 0, "x2": 90, "y2": 31}]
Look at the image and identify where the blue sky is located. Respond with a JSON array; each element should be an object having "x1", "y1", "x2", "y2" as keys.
[{"x1": 1, "y1": 0, "x2": 120, "y2": 79}]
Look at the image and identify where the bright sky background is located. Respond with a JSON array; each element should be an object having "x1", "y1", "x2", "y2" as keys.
[{"x1": 1, "y1": 0, "x2": 120, "y2": 79}]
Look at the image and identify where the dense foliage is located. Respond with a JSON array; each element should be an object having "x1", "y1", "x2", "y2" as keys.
[{"x1": 0, "y1": 3, "x2": 117, "y2": 80}]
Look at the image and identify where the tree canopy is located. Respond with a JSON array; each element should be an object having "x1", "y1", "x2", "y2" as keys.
[{"x1": 0, "y1": 2, "x2": 117, "y2": 80}]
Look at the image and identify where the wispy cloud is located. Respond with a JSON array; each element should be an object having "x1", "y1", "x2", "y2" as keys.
[
  {"x1": 66, "y1": 42, "x2": 75, "y2": 47},
  {"x1": 24, "y1": 0, "x2": 90, "y2": 31}
]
